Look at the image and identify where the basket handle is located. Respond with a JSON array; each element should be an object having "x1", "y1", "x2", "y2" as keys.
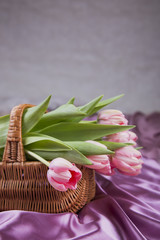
[{"x1": 2, "y1": 104, "x2": 34, "y2": 164}]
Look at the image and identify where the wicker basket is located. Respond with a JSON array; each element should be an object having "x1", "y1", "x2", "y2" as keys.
[{"x1": 0, "y1": 104, "x2": 96, "y2": 213}]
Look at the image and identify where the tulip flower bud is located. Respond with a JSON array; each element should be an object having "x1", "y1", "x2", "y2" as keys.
[
  {"x1": 47, "y1": 158, "x2": 82, "y2": 191},
  {"x1": 98, "y1": 109, "x2": 128, "y2": 126},
  {"x1": 106, "y1": 131, "x2": 138, "y2": 145},
  {"x1": 85, "y1": 141, "x2": 114, "y2": 175},
  {"x1": 111, "y1": 146, "x2": 143, "y2": 176}
]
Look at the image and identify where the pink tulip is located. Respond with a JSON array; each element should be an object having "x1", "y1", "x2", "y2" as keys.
[
  {"x1": 111, "y1": 146, "x2": 143, "y2": 176},
  {"x1": 106, "y1": 131, "x2": 138, "y2": 145},
  {"x1": 85, "y1": 141, "x2": 114, "y2": 175},
  {"x1": 98, "y1": 109, "x2": 128, "y2": 125},
  {"x1": 47, "y1": 158, "x2": 82, "y2": 191}
]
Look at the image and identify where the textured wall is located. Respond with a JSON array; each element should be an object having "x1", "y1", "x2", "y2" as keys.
[{"x1": 0, "y1": 0, "x2": 160, "y2": 113}]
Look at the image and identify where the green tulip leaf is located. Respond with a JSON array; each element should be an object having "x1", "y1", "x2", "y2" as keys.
[
  {"x1": 39, "y1": 122, "x2": 134, "y2": 141},
  {"x1": 32, "y1": 147, "x2": 92, "y2": 165},
  {"x1": 31, "y1": 104, "x2": 86, "y2": 131},
  {"x1": 22, "y1": 95, "x2": 51, "y2": 135},
  {"x1": 79, "y1": 95, "x2": 103, "y2": 115},
  {"x1": 0, "y1": 115, "x2": 10, "y2": 148},
  {"x1": 0, "y1": 96, "x2": 51, "y2": 146},
  {"x1": 67, "y1": 97, "x2": 75, "y2": 104},
  {"x1": 0, "y1": 147, "x2": 4, "y2": 161},
  {"x1": 23, "y1": 133, "x2": 72, "y2": 151},
  {"x1": 25, "y1": 150, "x2": 50, "y2": 167},
  {"x1": 98, "y1": 141, "x2": 132, "y2": 150},
  {"x1": 71, "y1": 95, "x2": 103, "y2": 122},
  {"x1": 90, "y1": 94, "x2": 124, "y2": 115},
  {"x1": 0, "y1": 114, "x2": 10, "y2": 129},
  {"x1": 136, "y1": 147, "x2": 143, "y2": 150},
  {"x1": 80, "y1": 120, "x2": 97, "y2": 124},
  {"x1": 64, "y1": 141, "x2": 114, "y2": 155}
]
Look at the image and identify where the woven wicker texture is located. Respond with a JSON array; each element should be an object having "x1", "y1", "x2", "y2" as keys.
[{"x1": 0, "y1": 104, "x2": 96, "y2": 213}]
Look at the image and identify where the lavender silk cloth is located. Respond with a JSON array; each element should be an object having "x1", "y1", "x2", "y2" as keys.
[
  {"x1": 0, "y1": 113, "x2": 160, "y2": 240},
  {"x1": 127, "y1": 112, "x2": 160, "y2": 161}
]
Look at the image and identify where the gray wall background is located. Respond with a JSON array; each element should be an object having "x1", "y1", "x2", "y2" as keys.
[{"x1": 0, "y1": 0, "x2": 160, "y2": 114}]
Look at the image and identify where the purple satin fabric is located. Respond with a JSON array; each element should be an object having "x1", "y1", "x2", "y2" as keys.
[
  {"x1": 126, "y1": 112, "x2": 160, "y2": 161},
  {"x1": 0, "y1": 113, "x2": 160, "y2": 240}
]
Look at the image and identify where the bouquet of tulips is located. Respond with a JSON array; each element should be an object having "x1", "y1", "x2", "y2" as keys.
[{"x1": 0, "y1": 94, "x2": 142, "y2": 192}]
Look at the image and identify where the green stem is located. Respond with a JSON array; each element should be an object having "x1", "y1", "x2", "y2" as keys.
[{"x1": 25, "y1": 150, "x2": 50, "y2": 167}]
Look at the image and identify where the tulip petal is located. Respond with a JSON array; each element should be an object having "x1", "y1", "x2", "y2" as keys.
[
  {"x1": 87, "y1": 155, "x2": 109, "y2": 164},
  {"x1": 49, "y1": 158, "x2": 73, "y2": 172},
  {"x1": 119, "y1": 168, "x2": 141, "y2": 176},
  {"x1": 47, "y1": 158, "x2": 82, "y2": 191},
  {"x1": 48, "y1": 169, "x2": 72, "y2": 183},
  {"x1": 113, "y1": 157, "x2": 136, "y2": 174},
  {"x1": 65, "y1": 170, "x2": 82, "y2": 189},
  {"x1": 70, "y1": 166, "x2": 82, "y2": 180},
  {"x1": 47, "y1": 170, "x2": 67, "y2": 191},
  {"x1": 96, "y1": 165, "x2": 114, "y2": 175},
  {"x1": 116, "y1": 146, "x2": 142, "y2": 159},
  {"x1": 98, "y1": 109, "x2": 128, "y2": 126},
  {"x1": 117, "y1": 156, "x2": 141, "y2": 166}
]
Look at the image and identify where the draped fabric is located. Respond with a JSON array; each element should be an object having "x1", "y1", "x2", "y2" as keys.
[
  {"x1": 0, "y1": 113, "x2": 160, "y2": 240},
  {"x1": 126, "y1": 112, "x2": 160, "y2": 161}
]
